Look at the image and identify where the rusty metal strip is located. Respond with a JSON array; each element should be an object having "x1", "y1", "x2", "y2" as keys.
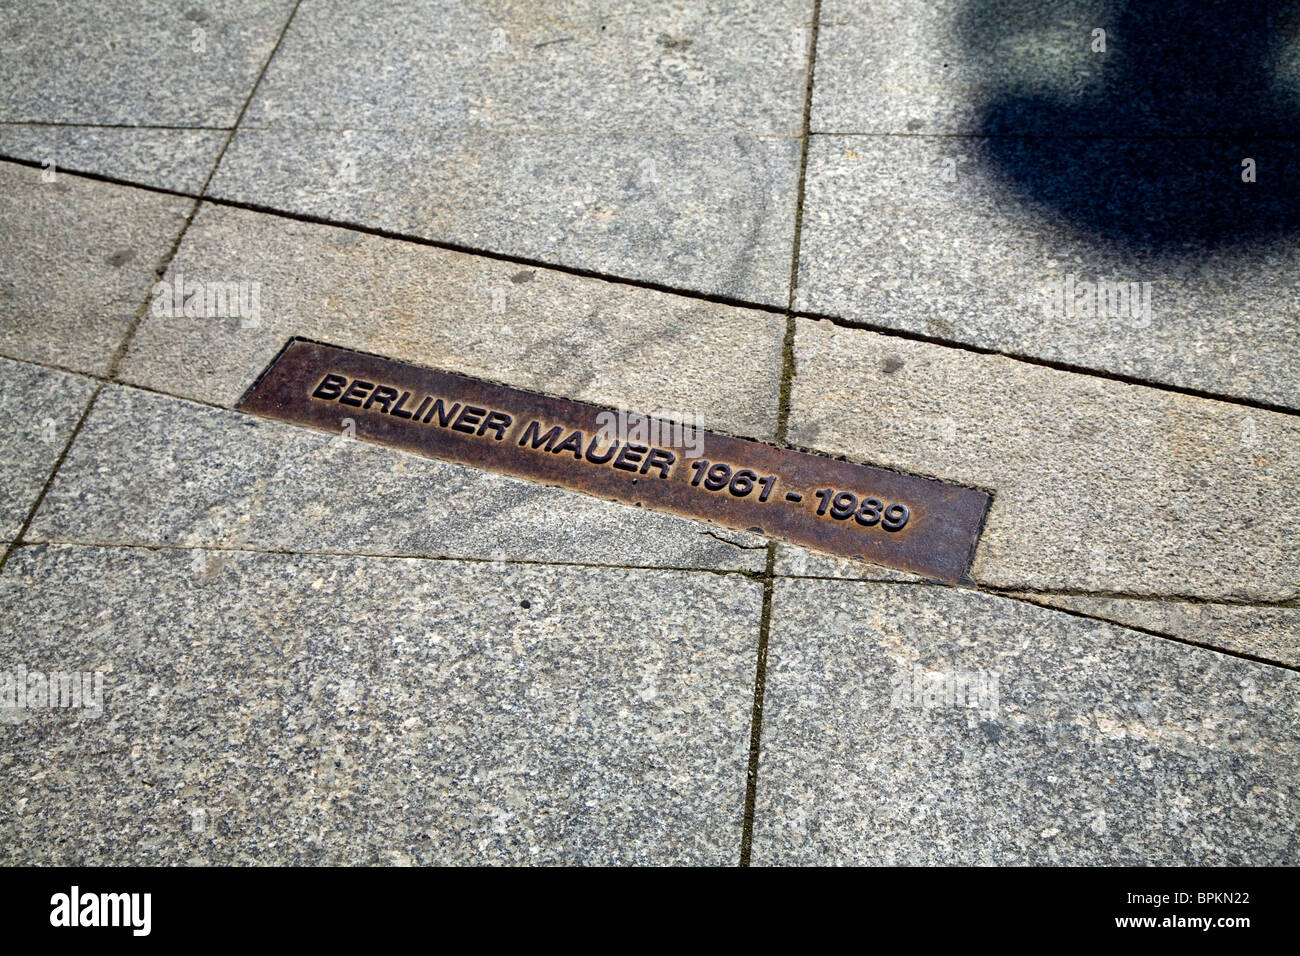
[{"x1": 237, "y1": 339, "x2": 992, "y2": 582}]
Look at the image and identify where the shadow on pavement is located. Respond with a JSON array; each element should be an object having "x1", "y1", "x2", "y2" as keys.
[{"x1": 959, "y1": 0, "x2": 1300, "y2": 252}]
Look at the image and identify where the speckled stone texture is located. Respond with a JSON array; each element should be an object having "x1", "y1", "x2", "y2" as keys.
[
  {"x1": 0, "y1": 161, "x2": 194, "y2": 375},
  {"x1": 241, "y1": 0, "x2": 812, "y2": 135},
  {"x1": 0, "y1": 127, "x2": 227, "y2": 194},
  {"x1": 789, "y1": 320, "x2": 1300, "y2": 602},
  {"x1": 0, "y1": 545, "x2": 761, "y2": 865},
  {"x1": 28, "y1": 385, "x2": 767, "y2": 571},
  {"x1": 795, "y1": 136, "x2": 1300, "y2": 409},
  {"x1": 1019, "y1": 595, "x2": 1300, "y2": 670},
  {"x1": 0, "y1": 358, "x2": 97, "y2": 539},
  {"x1": 751, "y1": 579, "x2": 1299, "y2": 865},
  {"x1": 117, "y1": 201, "x2": 786, "y2": 438},
  {"x1": 0, "y1": 0, "x2": 297, "y2": 126}
]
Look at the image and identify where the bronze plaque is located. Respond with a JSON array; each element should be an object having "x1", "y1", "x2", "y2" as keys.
[{"x1": 238, "y1": 339, "x2": 992, "y2": 582}]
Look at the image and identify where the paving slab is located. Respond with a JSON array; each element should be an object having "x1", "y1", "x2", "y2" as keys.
[
  {"x1": 795, "y1": 136, "x2": 1300, "y2": 409},
  {"x1": 1017, "y1": 594, "x2": 1300, "y2": 670},
  {"x1": 752, "y1": 579, "x2": 1299, "y2": 865},
  {"x1": 241, "y1": 0, "x2": 812, "y2": 135},
  {"x1": 0, "y1": 357, "x2": 97, "y2": 540},
  {"x1": 117, "y1": 201, "x2": 786, "y2": 438},
  {"x1": 789, "y1": 319, "x2": 1300, "y2": 602},
  {"x1": 0, "y1": 161, "x2": 194, "y2": 375},
  {"x1": 812, "y1": 0, "x2": 1300, "y2": 136},
  {"x1": 0, "y1": 126, "x2": 227, "y2": 194},
  {"x1": 0, "y1": 0, "x2": 297, "y2": 127},
  {"x1": 0, "y1": 544, "x2": 760, "y2": 864},
  {"x1": 28, "y1": 385, "x2": 768, "y2": 571},
  {"x1": 207, "y1": 129, "x2": 802, "y2": 305}
]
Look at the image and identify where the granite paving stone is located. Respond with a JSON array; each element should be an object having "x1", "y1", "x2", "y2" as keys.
[
  {"x1": 1016, "y1": 594, "x2": 1300, "y2": 670},
  {"x1": 0, "y1": 0, "x2": 297, "y2": 128},
  {"x1": 207, "y1": 129, "x2": 803, "y2": 305},
  {"x1": 795, "y1": 136, "x2": 1300, "y2": 409},
  {"x1": 0, "y1": 160, "x2": 194, "y2": 375},
  {"x1": 27, "y1": 385, "x2": 769, "y2": 572},
  {"x1": 0, "y1": 544, "x2": 761, "y2": 864},
  {"x1": 240, "y1": 0, "x2": 813, "y2": 135},
  {"x1": 117, "y1": 200, "x2": 787, "y2": 438},
  {"x1": 0, "y1": 126, "x2": 228, "y2": 194},
  {"x1": 0, "y1": 357, "x2": 98, "y2": 540},
  {"x1": 751, "y1": 579, "x2": 1299, "y2": 865},
  {"x1": 789, "y1": 319, "x2": 1300, "y2": 601}
]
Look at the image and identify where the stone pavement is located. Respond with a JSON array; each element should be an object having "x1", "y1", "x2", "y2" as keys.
[{"x1": 0, "y1": 1, "x2": 1296, "y2": 865}]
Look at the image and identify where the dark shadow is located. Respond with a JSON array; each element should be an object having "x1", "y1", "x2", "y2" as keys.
[{"x1": 959, "y1": 0, "x2": 1300, "y2": 252}]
